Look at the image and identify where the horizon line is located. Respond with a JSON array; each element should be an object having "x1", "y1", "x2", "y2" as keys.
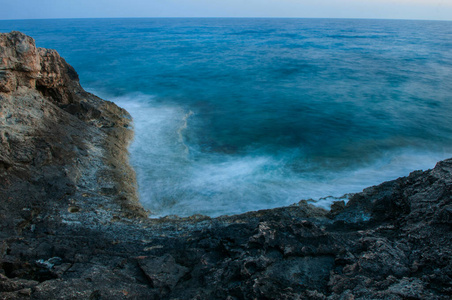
[{"x1": 1, "y1": 16, "x2": 451, "y2": 22}]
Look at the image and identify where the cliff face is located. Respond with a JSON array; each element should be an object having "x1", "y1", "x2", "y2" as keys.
[
  {"x1": 0, "y1": 32, "x2": 451, "y2": 300},
  {"x1": 0, "y1": 31, "x2": 146, "y2": 236}
]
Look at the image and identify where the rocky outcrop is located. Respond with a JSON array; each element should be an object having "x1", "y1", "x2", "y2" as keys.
[
  {"x1": 0, "y1": 32, "x2": 451, "y2": 299},
  {"x1": 0, "y1": 31, "x2": 146, "y2": 233}
]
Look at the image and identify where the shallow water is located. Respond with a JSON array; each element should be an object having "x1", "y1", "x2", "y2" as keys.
[{"x1": 2, "y1": 18, "x2": 451, "y2": 217}]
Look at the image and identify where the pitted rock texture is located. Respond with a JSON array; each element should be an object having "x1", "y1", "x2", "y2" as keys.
[{"x1": 0, "y1": 31, "x2": 451, "y2": 299}]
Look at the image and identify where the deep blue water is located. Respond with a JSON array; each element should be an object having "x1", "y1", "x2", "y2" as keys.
[{"x1": 1, "y1": 18, "x2": 451, "y2": 217}]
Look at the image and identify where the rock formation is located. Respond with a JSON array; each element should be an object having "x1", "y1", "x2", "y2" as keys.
[{"x1": 0, "y1": 31, "x2": 451, "y2": 299}]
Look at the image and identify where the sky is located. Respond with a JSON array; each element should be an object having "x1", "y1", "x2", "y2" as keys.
[{"x1": 1, "y1": 0, "x2": 452, "y2": 21}]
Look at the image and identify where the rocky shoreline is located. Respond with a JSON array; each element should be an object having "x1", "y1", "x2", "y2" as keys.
[{"x1": 1, "y1": 31, "x2": 451, "y2": 299}]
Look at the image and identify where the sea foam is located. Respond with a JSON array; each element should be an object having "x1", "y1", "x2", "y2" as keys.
[{"x1": 110, "y1": 92, "x2": 449, "y2": 217}]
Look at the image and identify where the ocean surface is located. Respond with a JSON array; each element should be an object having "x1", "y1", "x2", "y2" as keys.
[{"x1": 1, "y1": 18, "x2": 451, "y2": 217}]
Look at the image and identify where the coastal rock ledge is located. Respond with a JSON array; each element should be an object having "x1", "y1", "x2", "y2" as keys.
[{"x1": 0, "y1": 31, "x2": 451, "y2": 299}]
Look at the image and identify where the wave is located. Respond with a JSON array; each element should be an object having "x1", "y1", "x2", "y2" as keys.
[
  {"x1": 95, "y1": 91, "x2": 450, "y2": 218},
  {"x1": 177, "y1": 110, "x2": 194, "y2": 154}
]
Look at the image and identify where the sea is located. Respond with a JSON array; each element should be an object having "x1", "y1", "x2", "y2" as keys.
[{"x1": 1, "y1": 18, "x2": 451, "y2": 217}]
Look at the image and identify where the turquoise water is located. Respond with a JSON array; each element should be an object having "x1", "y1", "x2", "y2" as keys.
[{"x1": 1, "y1": 18, "x2": 451, "y2": 217}]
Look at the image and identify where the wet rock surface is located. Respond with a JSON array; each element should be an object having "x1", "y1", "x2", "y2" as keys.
[{"x1": 1, "y1": 32, "x2": 451, "y2": 299}]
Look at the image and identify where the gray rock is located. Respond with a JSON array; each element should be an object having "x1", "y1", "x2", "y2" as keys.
[{"x1": 139, "y1": 254, "x2": 189, "y2": 290}]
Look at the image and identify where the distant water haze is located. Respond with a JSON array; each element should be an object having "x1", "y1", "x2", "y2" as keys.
[{"x1": 1, "y1": 18, "x2": 451, "y2": 217}]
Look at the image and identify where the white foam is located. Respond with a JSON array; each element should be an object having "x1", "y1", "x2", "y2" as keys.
[{"x1": 92, "y1": 91, "x2": 451, "y2": 217}]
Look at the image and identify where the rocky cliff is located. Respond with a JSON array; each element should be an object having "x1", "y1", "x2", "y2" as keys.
[
  {"x1": 0, "y1": 31, "x2": 146, "y2": 229},
  {"x1": 0, "y1": 31, "x2": 451, "y2": 299}
]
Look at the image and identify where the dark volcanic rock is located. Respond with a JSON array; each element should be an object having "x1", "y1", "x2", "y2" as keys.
[{"x1": 1, "y1": 31, "x2": 451, "y2": 299}]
